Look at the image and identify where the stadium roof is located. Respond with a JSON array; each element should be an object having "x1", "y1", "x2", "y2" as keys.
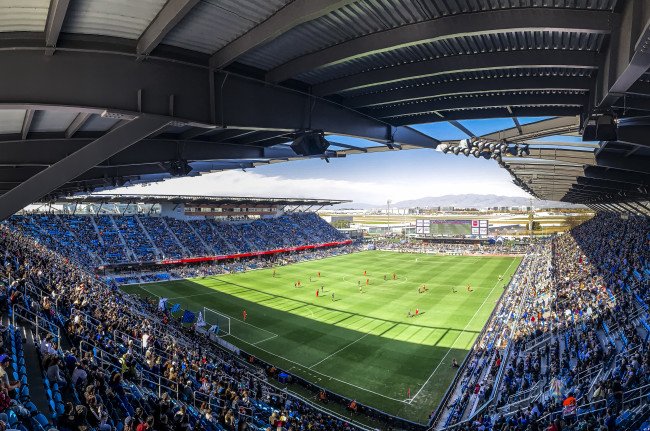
[
  {"x1": 0, "y1": 0, "x2": 649, "y2": 218},
  {"x1": 52, "y1": 194, "x2": 350, "y2": 207}
]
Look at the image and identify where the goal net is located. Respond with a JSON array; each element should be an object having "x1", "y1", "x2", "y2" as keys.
[{"x1": 203, "y1": 307, "x2": 231, "y2": 336}]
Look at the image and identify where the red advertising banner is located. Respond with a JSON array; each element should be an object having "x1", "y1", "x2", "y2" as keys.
[{"x1": 155, "y1": 240, "x2": 352, "y2": 265}]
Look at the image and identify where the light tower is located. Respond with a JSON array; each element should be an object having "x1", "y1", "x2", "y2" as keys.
[{"x1": 387, "y1": 199, "x2": 392, "y2": 235}]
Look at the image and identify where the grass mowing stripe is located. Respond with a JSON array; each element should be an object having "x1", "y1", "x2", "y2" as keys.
[
  {"x1": 309, "y1": 331, "x2": 374, "y2": 369},
  {"x1": 409, "y1": 257, "x2": 517, "y2": 403},
  {"x1": 121, "y1": 251, "x2": 520, "y2": 422}
]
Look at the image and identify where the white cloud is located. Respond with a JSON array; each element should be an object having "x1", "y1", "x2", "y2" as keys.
[{"x1": 113, "y1": 169, "x2": 529, "y2": 205}]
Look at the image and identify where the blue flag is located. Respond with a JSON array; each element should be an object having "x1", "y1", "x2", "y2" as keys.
[
  {"x1": 170, "y1": 303, "x2": 181, "y2": 313},
  {"x1": 182, "y1": 310, "x2": 195, "y2": 323}
]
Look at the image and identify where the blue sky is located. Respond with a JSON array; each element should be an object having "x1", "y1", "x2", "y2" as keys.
[{"x1": 122, "y1": 117, "x2": 563, "y2": 205}]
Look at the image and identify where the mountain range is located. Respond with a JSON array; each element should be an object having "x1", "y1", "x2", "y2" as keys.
[{"x1": 330, "y1": 194, "x2": 585, "y2": 210}]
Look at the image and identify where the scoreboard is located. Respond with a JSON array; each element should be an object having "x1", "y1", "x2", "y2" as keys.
[{"x1": 415, "y1": 219, "x2": 489, "y2": 237}]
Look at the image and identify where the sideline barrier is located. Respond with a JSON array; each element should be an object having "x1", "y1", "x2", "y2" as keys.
[{"x1": 153, "y1": 240, "x2": 353, "y2": 265}]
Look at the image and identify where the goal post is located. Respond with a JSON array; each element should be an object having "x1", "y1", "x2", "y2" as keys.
[{"x1": 203, "y1": 307, "x2": 231, "y2": 336}]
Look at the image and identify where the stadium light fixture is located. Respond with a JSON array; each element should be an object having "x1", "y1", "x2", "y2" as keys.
[
  {"x1": 452, "y1": 146, "x2": 460, "y2": 155},
  {"x1": 438, "y1": 144, "x2": 449, "y2": 154}
]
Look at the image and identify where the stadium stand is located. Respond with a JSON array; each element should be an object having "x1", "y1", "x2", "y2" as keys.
[
  {"x1": 436, "y1": 213, "x2": 650, "y2": 431},
  {"x1": 5, "y1": 213, "x2": 346, "y2": 269},
  {"x1": 3, "y1": 210, "x2": 650, "y2": 431},
  {"x1": 0, "y1": 226, "x2": 366, "y2": 431}
]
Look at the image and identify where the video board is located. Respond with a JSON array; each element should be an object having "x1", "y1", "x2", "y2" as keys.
[{"x1": 416, "y1": 219, "x2": 489, "y2": 236}]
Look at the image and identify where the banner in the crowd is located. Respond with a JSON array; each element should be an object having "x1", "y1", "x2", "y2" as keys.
[{"x1": 155, "y1": 240, "x2": 352, "y2": 265}]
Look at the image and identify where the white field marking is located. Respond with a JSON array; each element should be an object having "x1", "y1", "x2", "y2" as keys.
[
  {"x1": 137, "y1": 284, "x2": 160, "y2": 299},
  {"x1": 251, "y1": 334, "x2": 278, "y2": 345},
  {"x1": 409, "y1": 257, "x2": 518, "y2": 404},
  {"x1": 305, "y1": 308, "x2": 314, "y2": 318},
  {"x1": 225, "y1": 332, "x2": 407, "y2": 403},
  {"x1": 167, "y1": 292, "x2": 220, "y2": 300},
  {"x1": 308, "y1": 331, "x2": 373, "y2": 369}
]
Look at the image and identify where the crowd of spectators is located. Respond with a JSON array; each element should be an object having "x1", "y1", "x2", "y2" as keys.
[
  {"x1": 5, "y1": 213, "x2": 347, "y2": 269},
  {"x1": 0, "y1": 226, "x2": 365, "y2": 431},
  {"x1": 439, "y1": 213, "x2": 650, "y2": 431}
]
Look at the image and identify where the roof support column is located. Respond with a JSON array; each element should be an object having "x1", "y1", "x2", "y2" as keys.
[{"x1": 0, "y1": 114, "x2": 169, "y2": 220}]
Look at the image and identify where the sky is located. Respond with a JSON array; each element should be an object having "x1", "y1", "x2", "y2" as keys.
[{"x1": 115, "y1": 117, "x2": 563, "y2": 205}]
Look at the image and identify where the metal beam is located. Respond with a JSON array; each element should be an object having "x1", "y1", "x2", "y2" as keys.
[
  {"x1": 369, "y1": 92, "x2": 588, "y2": 120},
  {"x1": 313, "y1": 50, "x2": 598, "y2": 97},
  {"x1": 346, "y1": 76, "x2": 594, "y2": 108},
  {"x1": 0, "y1": 114, "x2": 169, "y2": 220},
  {"x1": 597, "y1": 0, "x2": 650, "y2": 107},
  {"x1": 515, "y1": 148, "x2": 596, "y2": 165},
  {"x1": 596, "y1": 153, "x2": 650, "y2": 174},
  {"x1": 20, "y1": 110, "x2": 34, "y2": 140},
  {"x1": 481, "y1": 116, "x2": 581, "y2": 142},
  {"x1": 210, "y1": 0, "x2": 354, "y2": 69},
  {"x1": 584, "y1": 166, "x2": 650, "y2": 185},
  {"x1": 44, "y1": 0, "x2": 71, "y2": 49},
  {"x1": 0, "y1": 138, "x2": 298, "y2": 167},
  {"x1": 267, "y1": 8, "x2": 610, "y2": 84},
  {"x1": 64, "y1": 112, "x2": 92, "y2": 139},
  {"x1": 387, "y1": 107, "x2": 584, "y2": 126},
  {"x1": 448, "y1": 120, "x2": 475, "y2": 138},
  {"x1": 0, "y1": 49, "x2": 438, "y2": 149},
  {"x1": 136, "y1": 0, "x2": 201, "y2": 57}
]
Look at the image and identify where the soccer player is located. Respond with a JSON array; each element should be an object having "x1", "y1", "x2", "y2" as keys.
[
  {"x1": 384, "y1": 274, "x2": 386, "y2": 281},
  {"x1": 452, "y1": 286, "x2": 456, "y2": 293},
  {"x1": 467, "y1": 284, "x2": 470, "y2": 292},
  {"x1": 321, "y1": 285, "x2": 323, "y2": 293},
  {"x1": 358, "y1": 280, "x2": 360, "y2": 287},
  {"x1": 407, "y1": 309, "x2": 411, "y2": 318},
  {"x1": 298, "y1": 281, "x2": 300, "y2": 287},
  {"x1": 366, "y1": 279, "x2": 369, "y2": 285},
  {"x1": 273, "y1": 269, "x2": 276, "y2": 278},
  {"x1": 393, "y1": 274, "x2": 396, "y2": 280},
  {"x1": 243, "y1": 310, "x2": 247, "y2": 321},
  {"x1": 318, "y1": 272, "x2": 320, "y2": 277},
  {"x1": 364, "y1": 270, "x2": 366, "y2": 276},
  {"x1": 331, "y1": 292, "x2": 334, "y2": 302},
  {"x1": 294, "y1": 282, "x2": 297, "y2": 288},
  {"x1": 316, "y1": 290, "x2": 319, "y2": 297},
  {"x1": 418, "y1": 287, "x2": 421, "y2": 294},
  {"x1": 359, "y1": 286, "x2": 362, "y2": 293},
  {"x1": 310, "y1": 276, "x2": 312, "y2": 282},
  {"x1": 415, "y1": 308, "x2": 419, "y2": 316}
]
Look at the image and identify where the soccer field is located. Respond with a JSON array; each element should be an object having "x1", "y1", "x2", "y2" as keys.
[{"x1": 121, "y1": 251, "x2": 521, "y2": 423}]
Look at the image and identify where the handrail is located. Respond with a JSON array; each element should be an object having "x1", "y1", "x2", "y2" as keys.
[
  {"x1": 441, "y1": 247, "x2": 544, "y2": 429},
  {"x1": 429, "y1": 253, "x2": 531, "y2": 428},
  {"x1": 11, "y1": 304, "x2": 61, "y2": 351},
  {"x1": 79, "y1": 340, "x2": 179, "y2": 399}
]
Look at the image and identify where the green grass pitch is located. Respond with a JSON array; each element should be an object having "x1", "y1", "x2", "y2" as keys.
[{"x1": 121, "y1": 251, "x2": 520, "y2": 423}]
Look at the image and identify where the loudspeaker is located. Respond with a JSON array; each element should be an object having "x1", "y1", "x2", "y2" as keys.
[
  {"x1": 596, "y1": 114, "x2": 617, "y2": 141},
  {"x1": 291, "y1": 132, "x2": 330, "y2": 156}
]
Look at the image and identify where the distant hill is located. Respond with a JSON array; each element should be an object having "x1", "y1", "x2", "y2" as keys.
[{"x1": 329, "y1": 194, "x2": 585, "y2": 210}]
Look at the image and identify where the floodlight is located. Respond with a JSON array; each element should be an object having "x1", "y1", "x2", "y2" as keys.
[
  {"x1": 477, "y1": 141, "x2": 486, "y2": 151},
  {"x1": 439, "y1": 144, "x2": 449, "y2": 154},
  {"x1": 453, "y1": 146, "x2": 460, "y2": 155},
  {"x1": 463, "y1": 148, "x2": 471, "y2": 156},
  {"x1": 458, "y1": 139, "x2": 470, "y2": 150}
]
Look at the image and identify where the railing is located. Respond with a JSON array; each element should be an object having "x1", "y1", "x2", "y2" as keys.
[
  {"x1": 11, "y1": 304, "x2": 61, "y2": 351},
  {"x1": 79, "y1": 340, "x2": 179, "y2": 399},
  {"x1": 440, "y1": 249, "x2": 543, "y2": 430}
]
